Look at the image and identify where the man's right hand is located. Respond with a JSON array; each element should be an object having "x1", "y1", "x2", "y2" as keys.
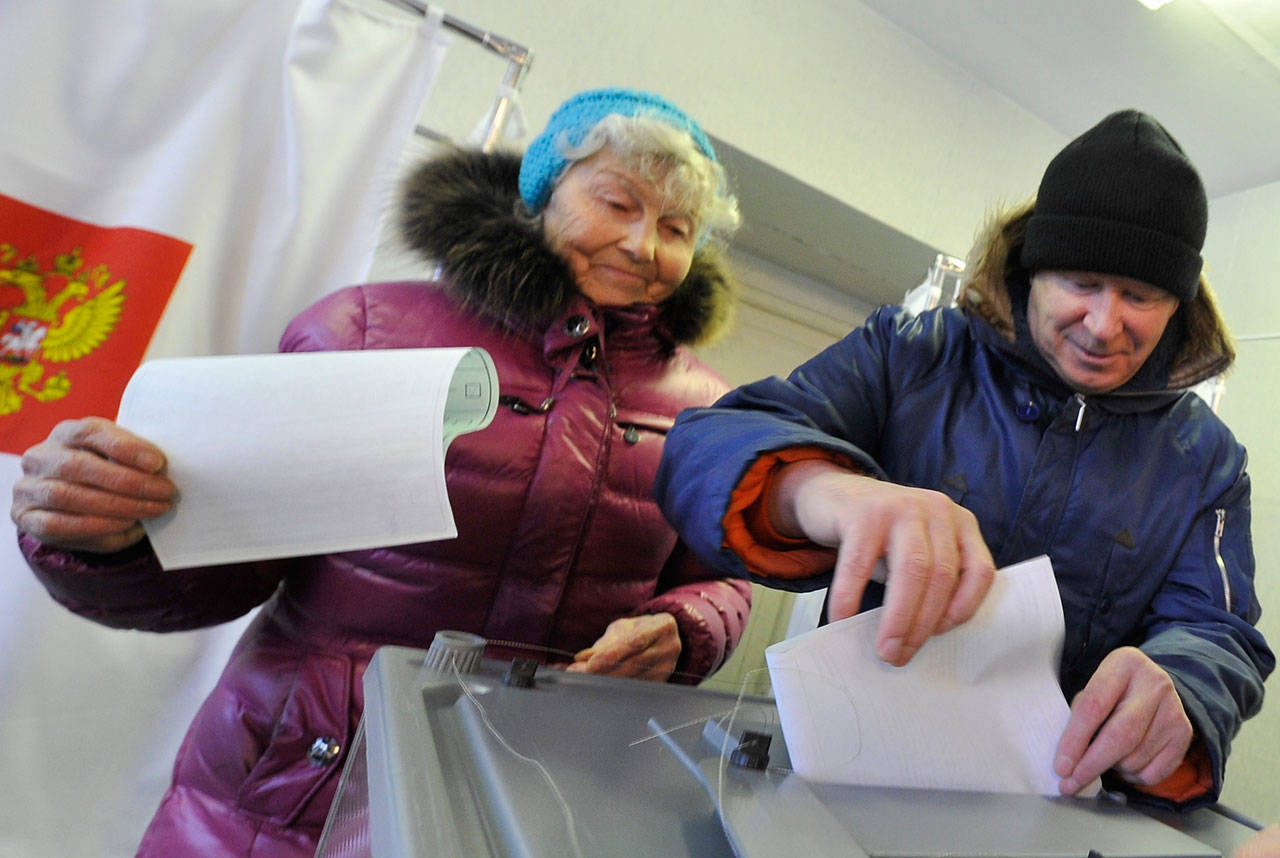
[
  {"x1": 768, "y1": 459, "x2": 996, "y2": 667},
  {"x1": 11, "y1": 417, "x2": 175, "y2": 553}
]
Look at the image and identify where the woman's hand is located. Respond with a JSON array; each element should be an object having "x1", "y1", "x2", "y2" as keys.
[
  {"x1": 11, "y1": 417, "x2": 175, "y2": 553},
  {"x1": 770, "y1": 459, "x2": 996, "y2": 666},
  {"x1": 566, "y1": 613, "x2": 681, "y2": 682}
]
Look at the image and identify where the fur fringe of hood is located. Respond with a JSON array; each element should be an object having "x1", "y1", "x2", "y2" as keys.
[
  {"x1": 960, "y1": 198, "x2": 1235, "y2": 392},
  {"x1": 396, "y1": 148, "x2": 736, "y2": 347}
]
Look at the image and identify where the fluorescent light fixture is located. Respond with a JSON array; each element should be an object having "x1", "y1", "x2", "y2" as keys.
[{"x1": 1135, "y1": 0, "x2": 1175, "y2": 8}]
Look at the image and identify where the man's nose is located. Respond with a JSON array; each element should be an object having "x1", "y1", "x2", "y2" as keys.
[{"x1": 1082, "y1": 289, "x2": 1124, "y2": 340}]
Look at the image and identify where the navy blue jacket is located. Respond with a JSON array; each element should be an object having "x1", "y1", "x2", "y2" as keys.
[{"x1": 656, "y1": 303, "x2": 1272, "y2": 808}]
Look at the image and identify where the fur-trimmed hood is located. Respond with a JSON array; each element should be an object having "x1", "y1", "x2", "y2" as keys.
[
  {"x1": 396, "y1": 148, "x2": 736, "y2": 347},
  {"x1": 959, "y1": 200, "x2": 1234, "y2": 397}
]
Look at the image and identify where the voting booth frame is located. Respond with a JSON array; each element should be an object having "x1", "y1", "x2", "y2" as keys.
[{"x1": 314, "y1": 643, "x2": 1261, "y2": 858}]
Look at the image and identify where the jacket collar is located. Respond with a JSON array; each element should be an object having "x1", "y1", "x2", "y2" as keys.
[
  {"x1": 541, "y1": 297, "x2": 672, "y2": 363},
  {"x1": 966, "y1": 310, "x2": 1183, "y2": 414}
]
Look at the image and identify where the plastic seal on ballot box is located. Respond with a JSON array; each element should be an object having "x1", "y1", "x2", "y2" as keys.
[{"x1": 423, "y1": 630, "x2": 486, "y2": 675}]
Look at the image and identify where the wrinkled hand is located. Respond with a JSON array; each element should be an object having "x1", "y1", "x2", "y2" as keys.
[
  {"x1": 566, "y1": 613, "x2": 681, "y2": 682},
  {"x1": 11, "y1": 417, "x2": 175, "y2": 553},
  {"x1": 1232, "y1": 824, "x2": 1280, "y2": 858},
  {"x1": 771, "y1": 460, "x2": 995, "y2": 666},
  {"x1": 1055, "y1": 647, "x2": 1193, "y2": 796}
]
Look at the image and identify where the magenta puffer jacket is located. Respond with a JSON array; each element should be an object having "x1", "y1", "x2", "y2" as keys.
[{"x1": 18, "y1": 150, "x2": 751, "y2": 857}]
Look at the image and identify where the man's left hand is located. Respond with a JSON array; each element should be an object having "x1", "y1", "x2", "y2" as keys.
[{"x1": 1055, "y1": 647, "x2": 1193, "y2": 795}]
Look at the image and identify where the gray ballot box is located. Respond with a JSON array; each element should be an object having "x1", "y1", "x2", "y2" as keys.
[{"x1": 316, "y1": 644, "x2": 1260, "y2": 858}]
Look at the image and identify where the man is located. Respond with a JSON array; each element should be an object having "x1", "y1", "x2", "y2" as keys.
[{"x1": 655, "y1": 110, "x2": 1272, "y2": 807}]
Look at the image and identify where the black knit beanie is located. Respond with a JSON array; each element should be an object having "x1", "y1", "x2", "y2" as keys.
[{"x1": 1020, "y1": 109, "x2": 1207, "y2": 302}]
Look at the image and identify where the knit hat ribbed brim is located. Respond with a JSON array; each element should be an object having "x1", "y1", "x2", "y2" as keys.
[
  {"x1": 518, "y1": 87, "x2": 717, "y2": 214},
  {"x1": 1020, "y1": 109, "x2": 1207, "y2": 302}
]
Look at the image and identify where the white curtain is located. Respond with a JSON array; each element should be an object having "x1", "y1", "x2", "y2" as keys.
[{"x1": 0, "y1": 2, "x2": 449, "y2": 854}]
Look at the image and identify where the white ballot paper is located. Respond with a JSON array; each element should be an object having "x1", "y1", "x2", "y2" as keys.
[
  {"x1": 766, "y1": 555, "x2": 1098, "y2": 796},
  {"x1": 117, "y1": 348, "x2": 498, "y2": 570}
]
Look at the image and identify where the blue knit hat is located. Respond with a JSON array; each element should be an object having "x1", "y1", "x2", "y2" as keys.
[{"x1": 518, "y1": 87, "x2": 718, "y2": 214}]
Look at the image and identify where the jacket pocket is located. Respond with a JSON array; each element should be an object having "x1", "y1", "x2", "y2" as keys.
[
  {"x1": 237, "y1": 650, "x2": 354, "y2": 827},
  {"x1": 613, "y1": 409, "x2": 674, "y2": 446}
]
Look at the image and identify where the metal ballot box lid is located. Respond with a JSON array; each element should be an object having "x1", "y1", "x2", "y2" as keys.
[{"x1": 317, "y1": 644, "x2": 1258, "y2": 858}]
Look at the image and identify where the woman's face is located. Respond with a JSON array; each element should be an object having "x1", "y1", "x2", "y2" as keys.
[{"x1": 542, "y1": 148, "x2": 696, "y2": 307}]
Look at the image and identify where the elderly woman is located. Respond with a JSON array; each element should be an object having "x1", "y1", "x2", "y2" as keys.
[{"x1": 12, "y1": 87, "x2": 751, "y2": 858}]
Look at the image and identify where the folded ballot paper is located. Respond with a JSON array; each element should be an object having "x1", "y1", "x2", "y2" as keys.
[
  {"x1": 117, "y1": 348, "x2": 497, "y2": 569},
  {"x1": 766, "y1": 555, "x2": 1099, "y2": 796}
]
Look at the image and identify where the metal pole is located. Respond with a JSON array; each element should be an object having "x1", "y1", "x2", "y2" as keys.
[
  {"x1": 383, "y1": 0, "x2": 533, "y2": 148},
  {"x1": 478, "y1": 56, "x2": 532, "y2": 152}
]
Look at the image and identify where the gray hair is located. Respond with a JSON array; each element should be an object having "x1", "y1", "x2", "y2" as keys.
[{"x1": 556, "y1": 114, "x2": 741, "y2": 246}]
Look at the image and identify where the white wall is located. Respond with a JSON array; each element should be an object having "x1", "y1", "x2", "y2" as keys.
[{"x1": 1203, "y1": 181, "x2": 1280, "y2": 824}]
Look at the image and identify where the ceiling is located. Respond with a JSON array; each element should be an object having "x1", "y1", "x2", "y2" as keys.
[
  {"x1": 855, "y1": 0, "x2": 1280, "y2": 199},
  {"x1": 719, "y1": 0, "x2": 1280, "y2": 307}
]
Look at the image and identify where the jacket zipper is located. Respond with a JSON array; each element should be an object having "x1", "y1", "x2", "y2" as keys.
[
  {"x1": 1214, "y1": 508, "x2": 1232, "y2": 612},
  {"x1": 1074, "y1": 393, "x2": 1086, "y2": 431}
]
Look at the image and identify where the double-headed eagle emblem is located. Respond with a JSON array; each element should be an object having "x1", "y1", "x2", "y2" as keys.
[{"x1": 0, "y1": 243, "x2": 124, "y2": 415}]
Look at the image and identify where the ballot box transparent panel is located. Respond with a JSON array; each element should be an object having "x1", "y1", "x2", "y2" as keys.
[
  {"x1": 319, "y1": 644, "x2": 1260, "y2": 858},
  {"x1": 334, "y1": 645, "x2": 765, "y2": 857},
  {"x1": 315, "y1": 721, "x2": 372, "y2": 858}
]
